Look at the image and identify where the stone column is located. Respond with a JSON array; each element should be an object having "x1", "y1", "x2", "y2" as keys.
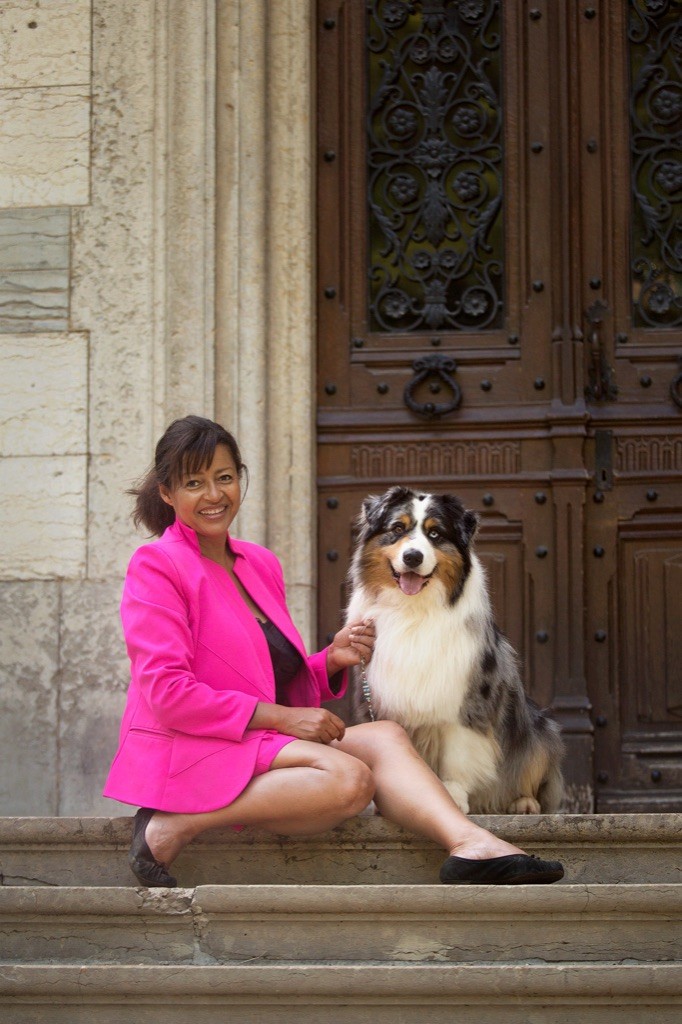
[{"x1": 216, "y1": 0, "x2": 316, "y2": 642}]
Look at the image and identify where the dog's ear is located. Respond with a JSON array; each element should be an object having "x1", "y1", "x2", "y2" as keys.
[
  {"x1": 360, "y1": 493, "x2": 384, "y2": 532},
  {"x1": 461, "y1": 509, "x2": 479, "y2": 545}
]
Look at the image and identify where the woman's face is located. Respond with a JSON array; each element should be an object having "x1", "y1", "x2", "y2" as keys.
[{"x1": 159, "y1": 443, "x2": 241, "y2": 547}]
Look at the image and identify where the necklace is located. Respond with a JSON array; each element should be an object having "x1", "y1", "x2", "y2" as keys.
[{"x1": 359, "y1": 657, "x2": 376, "y2": 723}]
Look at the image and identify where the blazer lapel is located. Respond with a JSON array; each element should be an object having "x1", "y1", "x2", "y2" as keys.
[{"x1": 231, "y1": 544, "x2": 307, "y2": 658}]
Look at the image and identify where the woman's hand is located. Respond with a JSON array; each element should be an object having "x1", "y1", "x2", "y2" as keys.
[
  {"x1": 249, "y1": 702, "x2": 346, "y2": 743},
  {"x1": 326, "y1": 618, "x2": 376, "y2": 678},
  {"x1": 274, "y1": 706, "x2": 346, "y2": 743}
]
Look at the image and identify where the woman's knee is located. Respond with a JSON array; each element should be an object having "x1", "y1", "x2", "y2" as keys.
[
  {"x1": 334, "y1": 756, "x2": 375, "y2": 816},
  {"x1": 368, "y1": 719, "x2": 413, "y2": 750}
]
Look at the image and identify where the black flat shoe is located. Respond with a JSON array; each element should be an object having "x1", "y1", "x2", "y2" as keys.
[
  {"x1": 128, "y1": 807, "x2": 177, "y2": 887},
  {"x1": 440, "y1": 853, "x2": 564, "y2": 885}
]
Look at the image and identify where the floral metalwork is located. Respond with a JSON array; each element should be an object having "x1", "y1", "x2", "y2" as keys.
[
  {"x1": 628, "y1": 0, "x2": 682, "y2": 328},
  {"x1": 367, "y1": 0, "x2": 503, "y2": 333}
]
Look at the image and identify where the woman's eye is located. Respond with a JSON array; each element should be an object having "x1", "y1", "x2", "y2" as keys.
[
  {"x1": 185, "y1": 480, "x2": 201, "y2": 489},
  {"x1": 219, "y1": 474, "x2": 233, "y2": 483}
]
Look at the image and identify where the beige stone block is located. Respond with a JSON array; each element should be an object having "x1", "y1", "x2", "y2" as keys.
[
  {"x1": 58, "y1": 580, "x2": 131, "y2": 815},
  {"x1": 0, "y1": 581, "x2": 59, "y2": 814},
  {"x1": 0, "y1": 1, "x2": 91, "y2": 90},
  {"x1": 0, "y1": 86, "x2": 90, "y2": 208},
  {"x1": 0, "y1": 455, "x2": 86, "y2": 578},
  {"x1": 0, "y1": 333, "x2": 87, "y2": 456}
]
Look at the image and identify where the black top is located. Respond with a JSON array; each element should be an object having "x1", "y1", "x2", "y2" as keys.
[{"x1": 258, "y1": 618, "x2": 304, "y2": 703}]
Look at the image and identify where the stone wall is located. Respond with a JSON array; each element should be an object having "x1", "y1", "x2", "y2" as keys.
[{"x1": 0, "y1": 0, "x2": 317, "y2": 815}]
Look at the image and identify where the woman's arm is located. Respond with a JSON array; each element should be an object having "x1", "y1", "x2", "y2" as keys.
[{"x1": 122, "y1": 547, "x2": 260, "y2": 741}]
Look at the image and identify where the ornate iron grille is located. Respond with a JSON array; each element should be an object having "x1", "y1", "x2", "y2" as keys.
[
  {"x1": 367, "y1": 0, "x2": 503, "y2": 333},
  {"x1": 629, "y1": 0, "x2": 682, "y2": 329}
]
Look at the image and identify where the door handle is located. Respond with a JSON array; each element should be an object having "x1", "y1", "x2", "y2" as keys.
[
  {"x1": 671, "y1": 356, "x2": 682, "y2": 409},
  {"x1": 584, "y1": 299, "x2": 618, "y2": 402}
]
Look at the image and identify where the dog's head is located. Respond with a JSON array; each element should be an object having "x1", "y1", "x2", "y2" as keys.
[{"x1": 352, "y1": 486, "x2": 479, "y2": 603}]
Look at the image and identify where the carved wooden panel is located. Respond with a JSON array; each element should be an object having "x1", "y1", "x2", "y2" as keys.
[{"x1": 317, "y1": 1, "x2": 682, "y2": 811}]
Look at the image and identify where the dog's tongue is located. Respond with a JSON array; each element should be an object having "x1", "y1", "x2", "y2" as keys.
[{"x1": 398, "y1": 572, "x2": 427, "y2": 596}]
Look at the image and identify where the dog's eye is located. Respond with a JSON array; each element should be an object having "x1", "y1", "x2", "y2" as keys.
[
  {"x1": 427, "y1": 528, "x2": 441, "y2": 540},
  {"x1": 391, "y1": 522, "x2": 406, "y2": 534}
]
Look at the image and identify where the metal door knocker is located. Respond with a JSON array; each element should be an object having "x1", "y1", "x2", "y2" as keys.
[{"x1": 403, "y1": 354, "x2": 462, "y2": 419}]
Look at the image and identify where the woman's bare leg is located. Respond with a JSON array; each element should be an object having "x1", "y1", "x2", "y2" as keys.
[
  {"x1": 335, "y1": 721, "x2": 525, "y2": 859},
  {"x1": 144, "y1": 740, "x2": 374, "y2": 868}
]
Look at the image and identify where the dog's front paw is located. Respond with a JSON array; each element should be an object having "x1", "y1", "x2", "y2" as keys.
[
  {"x1": 442, "y1": 780, "x2": 470, "y2": 814},
  {"x1": 507, "y1": 796, "x2": 541, "y2": 814}
]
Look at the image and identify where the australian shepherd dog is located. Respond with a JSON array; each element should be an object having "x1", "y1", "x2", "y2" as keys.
[{"x1": 345, "y1": 486, "x2": 564, "y2": 814}]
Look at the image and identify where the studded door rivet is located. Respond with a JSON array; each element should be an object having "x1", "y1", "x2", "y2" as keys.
[
  {"x1": 326, "y1": 550, "x2": 339, "y2": 562},
  {"x1": 481, "y1": 379, "x2": 492, "y2": 391},
  {"x1": 640, "y1": 374, "x2": 652, "y2": 387},
  {"x1": 377, "y1": 383, "x2": 389, "y2": 394},
  {"x1": 532, "y1": 280, "x2": 544, "y2": 292},
  {"x1": 593, "y1": 490, "x2": 605, "y2": 503},
  {"x1": 536, "y1": 546, "x2": 548, "y2": 558},
  {"x1": 595, "y1": 630, "x2": 607, "y2": 642},
  {"x1": 535, "y1": 491, "x2": 547, "y2": 504},
  {"x1": 651, "y1": 770, "x2": 662, "y2": 782},
  {"x1": 324, "y1": 286, "x2": 337, "y2": 299},
  {"x1": 534, "y1": 378, "x2": 545, "y2": 390},
  {"x1": 646, "y1": 489, "x2": 658, "y2": 502},
  {"x1": 324, "y1": 382, "x2": 337, "y2": 395},
  {"x1": 593, "y1": 546, "x2": 605, "y2": 557},
  {"x1": 536, "y1": 631, "x2": 549, "y2": 643},
  {"x1": 482, "y1": 494, "x2": 494, "y2": 507},
  {"x1": 597, "y1": 771, "x2": 608, "y2": 783},
  {"x1": 326, "y1": 497, "x2": 339, "y2": 509}
]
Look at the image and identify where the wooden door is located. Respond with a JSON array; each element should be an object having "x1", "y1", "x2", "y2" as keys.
[{"x1": 316, "y1": 0, "x2": 682, "y2": 811}]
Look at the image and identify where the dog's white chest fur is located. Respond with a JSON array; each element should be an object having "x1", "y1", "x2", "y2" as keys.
[{"x1": 347, "y1": 556, "x2": 487, "y2": 724}]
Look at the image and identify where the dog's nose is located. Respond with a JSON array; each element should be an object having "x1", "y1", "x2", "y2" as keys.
[{"x1": 402, "y1": 548, "x2": 424, "y2": 569}]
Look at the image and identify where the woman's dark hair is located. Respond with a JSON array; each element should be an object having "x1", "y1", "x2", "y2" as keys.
[{"x1": 129, "y1": 415, "x2": 247, "y2": 536}]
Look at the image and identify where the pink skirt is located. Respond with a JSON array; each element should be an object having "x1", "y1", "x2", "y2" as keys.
[{"x1": 252, "y1": 729, "x2": 297, "y2": 776}]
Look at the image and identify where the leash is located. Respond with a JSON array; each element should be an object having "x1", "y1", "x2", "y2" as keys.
[{"x1": 359, "y1": 657, "x2": 376, "y2": 723}]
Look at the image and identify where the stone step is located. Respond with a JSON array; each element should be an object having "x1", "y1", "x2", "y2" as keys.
[
  {"x1": 1, "y1": 963, "x2": 681, "y2": 1023},
  {"x1": 1, "y1": 814, "x2": 680, "y2": 887},
  {"x1": 0, "y1": 883, "x2": 680, "y2": 967}
]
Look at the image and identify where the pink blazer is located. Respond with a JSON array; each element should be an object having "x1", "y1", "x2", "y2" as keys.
[{"x1": 103, "y1": 519, "x2": 345, "y2": 812}]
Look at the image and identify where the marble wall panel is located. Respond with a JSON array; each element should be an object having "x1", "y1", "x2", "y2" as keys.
[
  {"x1": 58, "y1": 580, "x2": 130, "y2": 815},
  {"x1": 0, "y1": 86, "x2": 90, "y2": 207},
  {"x1": 0, "y1": 581, "x2": 60, "y2": 814},
  {"x1": 0, "y1": 208, "x2": 70, "y2": 271},
  {"x1": 0, "y1": 209, "x2": 70, "y2": 331},
  {"x1": 0, "y1": 455, "x2": 86, "y2": 578},
  {"x1": 0, "y1": 333, "x2": 87, "y2": 456},
  {"x1": 0, "y1": 1, "x2": 91, "y2": 90}
]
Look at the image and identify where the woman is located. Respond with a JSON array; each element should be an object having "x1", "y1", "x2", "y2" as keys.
[{"x1": 104, "y1": 415, "x2": 564, "y2": 887}]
